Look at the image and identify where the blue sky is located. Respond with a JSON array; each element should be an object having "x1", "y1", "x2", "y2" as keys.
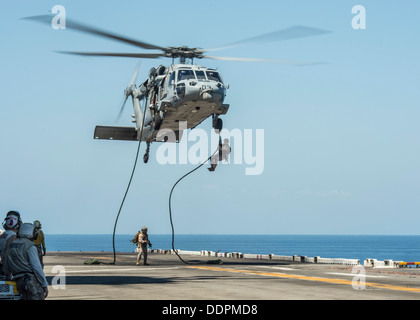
[{"x1": 1, "y1": 1, "x2": 419, "y2": 235}]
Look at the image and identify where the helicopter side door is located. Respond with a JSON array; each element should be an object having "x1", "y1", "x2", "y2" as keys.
[
  {"x1": 159, "y1": 75, "x2": 167, "y2": 100},
  {"x1": 168, "y1": 72, "x2": 175, "y2": 92}
]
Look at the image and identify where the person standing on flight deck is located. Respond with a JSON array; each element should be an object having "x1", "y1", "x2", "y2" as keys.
[
  {"x1": 135, "y1": 227, "x2": 152, "y2": 266},
  {"x1": 32, "y1": 220, "x2": 46, "y2": 268}
]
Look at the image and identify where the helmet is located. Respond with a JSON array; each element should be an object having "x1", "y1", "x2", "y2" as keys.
[
  {"x1": 34, "y1": 220, "x2": 42, "y2": 229},
  {"x1": 141, "y1": 227, "x2": 148, "y2": 233},
  {"x1": 18, "y1": 223, "x2": 35, "y2": 240},
  {"x1": 2, "y1": 211, "x2": 22, "y2": 230}
]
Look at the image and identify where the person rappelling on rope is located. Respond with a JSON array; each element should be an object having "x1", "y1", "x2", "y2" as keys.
[{"x1": 208, "y1": 137, "x2": 231, "y2": 172}]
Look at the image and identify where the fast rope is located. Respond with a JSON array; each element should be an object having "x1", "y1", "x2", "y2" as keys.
[
  {"x1": 168, "y1": 138, "x2": 220, "y2": 265},
  {"x1": 110, "y1": 96, "x2": 147, "y2": 265}
]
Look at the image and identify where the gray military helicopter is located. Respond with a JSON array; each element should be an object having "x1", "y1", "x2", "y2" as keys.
[
  {"x1": 25, "y1": 15, "x2": 330, "y2": 163},
  {"x1": 96, "y1": 61, "x2": 230, "y2": 164}
]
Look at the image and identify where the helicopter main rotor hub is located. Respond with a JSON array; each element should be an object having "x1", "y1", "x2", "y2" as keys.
[{"x1": 163, "y1": 47, "x2": 204, "y2": 60}]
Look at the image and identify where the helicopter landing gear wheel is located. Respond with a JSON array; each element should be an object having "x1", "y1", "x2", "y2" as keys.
[
  {"x1": 213, "y1": 117, "x2": 223, "y2": 133},
  {"x1": 143, "y1": 142, "x2": 150, "y2": 163}
]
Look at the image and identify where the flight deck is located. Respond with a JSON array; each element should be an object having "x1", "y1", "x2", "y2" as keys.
[{"x1": 42, "y1": 251, "x2": 420, "y2": 301}]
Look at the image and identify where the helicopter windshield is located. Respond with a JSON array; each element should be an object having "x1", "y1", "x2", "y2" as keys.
[
  {"x1": 177, "y1": 70, "x2": 195, "y2": 81},
  {"x1": 205, "y1": 71, "x2": 222, "y2": 83},
  {"x1": 195, "y1": 70, "x2": 206, "y2": 80}
]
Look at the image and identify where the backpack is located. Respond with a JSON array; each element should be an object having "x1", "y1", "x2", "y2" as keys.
[{"x1": 132, "y1": 231, "x2": 140, "y2": 244}]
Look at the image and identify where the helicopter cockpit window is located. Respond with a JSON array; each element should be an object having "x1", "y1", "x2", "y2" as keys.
[
  {"x1": 168, "y1": 72, "x2": 175, "y2": 86},
  {"x1": 205, "y1": 71, "x2": 222, "y2": 83},
  {"x1": 177, "y1": 70, "x2": 195, "y2": 82},
  {"x1": 195, "y1": 70, "x2": 206, "y2": 80}
]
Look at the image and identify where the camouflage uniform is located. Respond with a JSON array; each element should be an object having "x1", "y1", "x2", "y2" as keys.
[
  {"x1": 136, "y1": 229, "x2": 150, "y2": 265},
  {"x1": 15, "y1": 273, "x2": 46, "y2": 300}
]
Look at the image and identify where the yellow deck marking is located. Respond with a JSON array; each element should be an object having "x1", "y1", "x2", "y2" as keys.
[{"x1": 188, "y1": 266, "x2": 420, "y2": 293}]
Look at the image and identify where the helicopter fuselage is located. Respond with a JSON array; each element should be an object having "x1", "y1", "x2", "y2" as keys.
[
  {"x1": 94, "y1": 63, "x2": 229, "y2": 148},
  {"x1": 158, "y1": 64, "x2": 228, "y2": 129},
  {"x1": 135, "y1": 63, "x2": 229, "y2": 143}
]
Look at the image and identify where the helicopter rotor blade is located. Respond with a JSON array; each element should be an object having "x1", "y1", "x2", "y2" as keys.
[
  {"x1": 204, "y1": 55, "x2": 287, "y2": 62},
  {"x1": 56, "y1": 51, "x2": 164, "y2": 59},
  {"x1": 116, "y1": 96, "x2": 129, "y2": 122},
  {"x1": 128, "y1": 61, "x2": 141, "y2": 88},
  {"x1": 205, "y1": 25, "x2": 331, "y2": 52},
  {"x1": 23, "y1": 15, "x2": 164, "y2": 51},
  {"x1": 203, "y1": 55, "x2": 326, "y2": 66}
]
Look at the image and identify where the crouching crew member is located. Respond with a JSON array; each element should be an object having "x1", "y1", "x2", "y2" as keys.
[{"x1": 4, "y1": 223, "x2": 49, "y2": 300}]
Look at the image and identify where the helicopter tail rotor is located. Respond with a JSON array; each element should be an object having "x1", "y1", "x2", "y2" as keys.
[{"x1": 116, "y1": 61, "x2": 141, "y2": 122}]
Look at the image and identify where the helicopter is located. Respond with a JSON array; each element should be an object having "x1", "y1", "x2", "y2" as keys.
[
  {"x1": 25, "y1": 15, "x2": 330, "y2": 163},
  {"x1": 95, "y1": 61, "x2": 231, "y2": 164}
]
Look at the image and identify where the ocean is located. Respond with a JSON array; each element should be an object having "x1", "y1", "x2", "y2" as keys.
[{"x1": 45, "y1": 234, "x2": 420, "y2": 263}]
